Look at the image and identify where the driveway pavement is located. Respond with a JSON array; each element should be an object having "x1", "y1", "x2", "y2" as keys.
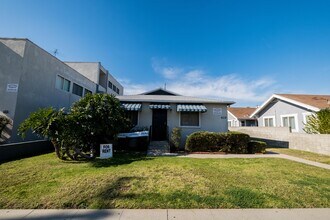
[{"x1": 1, "y1": 209, "x2": 330, "y2": 220}]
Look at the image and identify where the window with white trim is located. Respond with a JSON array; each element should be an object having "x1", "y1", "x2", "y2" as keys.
[
  {"x1": 56, "y1": 75, "x2": 71, "y2": 92},
  {"x1": 302, "y1": 112, "x2": 313, "y2": 124},
  {"x1": 228, "y1": 120, "x2": 232, "y2": 127},
  {"x1": 281, "y1": 114, "x2": 298, "y2": 132},
  {"x1": 263, "y1": 117, "x2": 275, "y2": 127},
  {"x1": 180, "y1": 112, "x2": 200, "y2": 127}
]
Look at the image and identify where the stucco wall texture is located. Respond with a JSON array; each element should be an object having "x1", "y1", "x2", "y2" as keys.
[
  {"x1": 230, "y1": 127, "x2": 330, "y2": 155},
  {"x1": 0, "y1": 39, "x2": 97, "y2": 143},
  {"x1": 137, "y1": 103, "x2": 229, "y2": 145},
  {"x1": 256, "y1": 99, "x2": 314, "y2": 133}
]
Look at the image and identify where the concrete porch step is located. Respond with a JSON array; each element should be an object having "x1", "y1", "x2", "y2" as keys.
[{"x1": 147, "y1": 141, "x2": 170, "y2": 156}]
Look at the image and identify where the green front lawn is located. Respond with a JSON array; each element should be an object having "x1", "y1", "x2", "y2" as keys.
[
  {"x1": 0, "y1": 153, "x2": 329, "y2": 209},
  {"x1": 267, "y1": 148, "x2": 330, "y2": 165}
]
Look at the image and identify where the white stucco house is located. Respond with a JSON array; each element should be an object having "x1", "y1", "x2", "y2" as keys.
[
  {"x1": 250, "y1": 94, "x2": 330, "y2": 133},
  {"x1": 117, "y1": 88, "x2": 234, "y2": 144},
  {"x1": 227, "y1": 107, "x2": 258, "y2": 127}
]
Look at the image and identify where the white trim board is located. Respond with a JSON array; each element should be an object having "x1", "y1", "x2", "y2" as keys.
[
  {"x1": 263, "y1": 116, "x2": 276, "y2": 127},
  {"x1": 227, "y1": 110, "x2": 238, "y2": 120},
  {"x1": 250, "y1": 94, "x2": 320, "y2": 118},
  {"x1": 302, "y1": 112, "x2": 314, "y2": 124}
]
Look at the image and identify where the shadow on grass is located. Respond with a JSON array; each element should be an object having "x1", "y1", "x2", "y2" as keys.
[
  {"x1": 90, "y1": 152, "x2": 154, "y2": 168},
  {"x1": 94, "y1": 177, "x2": 263, "y2": 209},
  {"x1": 8, "y1": 210, "x2": 117, "y2": 220},
  {"x1": 95, "y1": 181, "x2": 273, "y2": 208},
  {"x1": 265, "y1": 150, "x2": 280, "y2": 155},
  {"x1": 92, "y1": 176, "x2": 145, "y2": 208}
]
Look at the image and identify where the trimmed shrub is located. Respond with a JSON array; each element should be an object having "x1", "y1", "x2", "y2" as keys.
[
  {"x1": 185, "y1": 131, "x2": 251, "y2": 153},
  {"x1": 170, "y1": 127, "x2": 182, "y2": 152},
  {"x1": 225, "y1": 131, "x2": 250, "y2": 154},
  {"x1": 248, "y1": 141, "x2": 267, "y2": 154},
  {"x1": 185, "y1": 131, "x2": 218, "y2": 152},
  {"x1": 214, "y1": 133, "x2": 229, "y2": 152}
]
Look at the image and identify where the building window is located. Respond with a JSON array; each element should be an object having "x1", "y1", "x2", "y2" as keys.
[
  {"x1": 125, "y1": 111, "x2": 138, "y2": 126},
  {"x1": 228, "y1": 120, "x2": 232, "y2": 127},
  {"x1": 113, "y1": 85, "x2": 117, "y2": 92},
  {"x1": 72, "y1": 83, "x2": 83, "y2": 97},
  {"x1": 56, "y1": 75, "x2": 71, "y2": 92},
  {"x1": 180, "y1": 112, "x2": 200, "y2": 127},
  {"x1": 84, "y1": 88, "x2": 92, "y2": 96},
  {"x1": 263, "y1": 117, "x2": 275, "y2": 127},
  {"x1": 108, "y1": 81, "x2": 113, "y2": 89},
  {"x1": 302, "y1": 112, "x2": 313, "y2": 124},
  {"x1": 281, "y1": 114, "x2": 298, "y2": 132},
  {"x1": 117, "y1": 88, "x2": 119, "y2": 94}
]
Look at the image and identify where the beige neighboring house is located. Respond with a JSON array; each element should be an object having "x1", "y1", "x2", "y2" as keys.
[
  {"x1": 227, "y1": 107, "x2": 258, "y2": 127},
  {"x1": 250, "y1": 94, "x2": 330, "y2": 133},
  {"x1": 117, "y1": 88, "x2": 234, "y2": 146}
]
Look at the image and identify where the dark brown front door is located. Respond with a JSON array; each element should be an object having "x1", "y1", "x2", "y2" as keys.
[{"x1": 152, "y1": 109, "x2": 167, "y2": 140}]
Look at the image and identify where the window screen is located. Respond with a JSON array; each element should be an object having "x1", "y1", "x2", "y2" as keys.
[
  {"x1": 108, "y1": 81, "x2": 113, "y2": 89},
  {"x1": 72, "y1": 83, "x2": 83, "y2": 97},
  {"x1": 180, "y1": 112, "x2": 199, "y2": 126},
  {"x1": 56, "y1": 75, "x2": 71, "y2": 92}
]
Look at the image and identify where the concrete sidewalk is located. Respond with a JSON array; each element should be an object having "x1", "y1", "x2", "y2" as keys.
[
  {"x1": 179, "y1": 153, "x2": 330, "y2": 170},
  {"x1": 1, "y1": 209, "x2": 329, "y2": 220}
]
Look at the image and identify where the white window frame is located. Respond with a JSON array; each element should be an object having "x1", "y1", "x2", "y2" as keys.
[
  {"x1": 55, "y1": 74, "x2": 71, "y2": 93},
  {"x1": 302, "y1": 112, "x2": 314, "y2": 124},
  {"x1": 228, "y1": 120, "x2": 233, "y2": 127},
  {"x1": 280, "y1": 114, "x2": 299, "y2": 132},
  {"x1": 263, "y1": 116, "x2": 276, "y2": 127},
  {"x1": 179, "y1": 112, "x2": 201, "y2": 128}
]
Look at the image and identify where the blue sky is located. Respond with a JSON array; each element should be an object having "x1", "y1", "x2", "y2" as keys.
[{"x1": 1, "y1": 0, "x2": 330, "y2": 106}]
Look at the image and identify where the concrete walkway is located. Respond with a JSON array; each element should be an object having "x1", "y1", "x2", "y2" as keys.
[
  {"x1": 179, "y1": 153, "x2": 330, "y2": 170},
  {"x1": 1, "y1": 209, "x2": 330, "y2": 220}
]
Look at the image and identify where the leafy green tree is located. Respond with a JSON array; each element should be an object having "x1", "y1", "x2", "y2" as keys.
[
  {"x1": 19, "y1": 94, "x2": 132, "y2": 160},
  {"x1": 18, "y1": 108, "x2": 69, "y2": 159},
  {"x1": 304, "y1": 108, "x2": 330, "y2": 134},
  {"x1": 69, "y1": 93, "x2": 132, "y2": 157}
]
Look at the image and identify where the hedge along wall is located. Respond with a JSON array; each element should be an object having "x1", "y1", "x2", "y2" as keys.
[
  {"x1": 230, "y1": 127, "x2": 330, "y2": 155},
  {"x1": 185, "y1": 131, "x2": 266, "y2": 154}
]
